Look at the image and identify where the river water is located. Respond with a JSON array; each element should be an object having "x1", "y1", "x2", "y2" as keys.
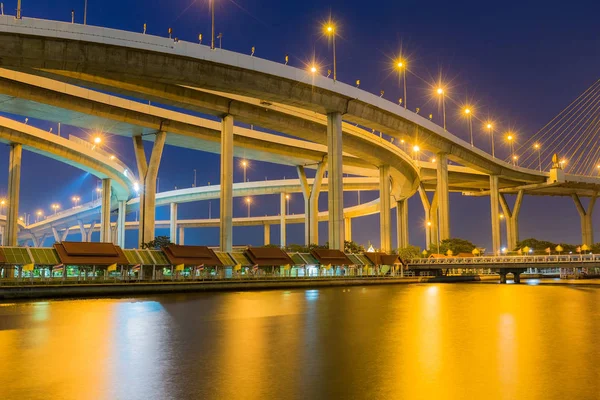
[{"x1": 1, "y1": 281, "x2": 599, "y2": 400}]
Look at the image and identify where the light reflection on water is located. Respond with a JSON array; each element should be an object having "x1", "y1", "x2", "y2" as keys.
[{"x1": 1, "y1": 283, "x2": 599, "y2": 400}]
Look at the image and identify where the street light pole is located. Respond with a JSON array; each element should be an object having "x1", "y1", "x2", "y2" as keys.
[
  {"x1": 246, "y1": 197, "x2": 251, "y2": 217},
  {"x1": 464, "y1": 108, "x2": 473, "y2": 147},
  {"x1": 437, "y1": 88, "x2": 446, "y2": 130},
  {"x1": 326, "y1": 23, "x2": 337, "y2": 81},
  {"x1": 534, "y1": 144, "x2": 542, "y2": 171},
  {"x1": 210, "y1": 0, "x2": 215, "y2": 50},
  {"x1": 84, "y1": 0, "x2": 87, "y2": 25},
  {"x1": 487, "y1": 123, "x2": 495, "y2": 158},
  {"x1": 193, "y1": 169, "x2": 197, "y2": 187}
]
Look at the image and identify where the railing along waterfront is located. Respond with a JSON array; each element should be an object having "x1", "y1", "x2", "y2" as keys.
[{"x1": 408, "y1": 254, "x2": 600, "y2": 266}]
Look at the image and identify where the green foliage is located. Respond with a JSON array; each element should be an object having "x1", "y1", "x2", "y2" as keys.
[
  {"x1": 344, "y1": 240, "x2": 365, "y2": 254},
  {"x1": 436, "y1": 238, "x2": 477, "y2": 255},
  {"x1": 142, "y1": 236, "x2": 173, "y2": 250},
  {"x1": 286, "y1": 243, "x2": 328, "y2": 253},
  {"x1": 396, "y1": 245, "x2": 421, "y2": 260},
  {"x1": 516, "y1": 238, "x2": 578, "y2": 254},
  {"x1": 516, "y1": 238, "x2": 556, "y2": 253}
]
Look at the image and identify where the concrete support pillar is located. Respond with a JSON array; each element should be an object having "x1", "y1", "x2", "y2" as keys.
[
  {"x1": 100, "y1": 178, "x2": 111, "y2": 243},
  {"x1": 344, "y1": 217, "x2": 352, "y2": 242},
  {"x1": 111, "y1": 225, "x2": 118, "y2": 245},
  {"x1": 86, "y1": 221, "x2": 96, "y2": 242},
  {"x1": 264, "y1": 224, "x2": 271, "y2": 246},
  {"x1": 117, "y1": 200, "x2": 126, "y2": 248},
  {"x1": 78, "y1": 220, "x2": 86, "y2": 242},
  {"x1": 169, "y1": 203, "x2": 178, "y2": 244},
  {"x1": 327, "y1": 112, "x2": 344, "y2": 250},
  {"x1": 133, "y1": 131, "x2": 167, "y2": 248},
  {"x1": 178, "y1": 226, "x2": 185, "y2": 245},
  {"x1": 379, "y1": 165, "x2": 392, "y2": 252},
  {"x1": 490, "y1": 175, "x2": 501, "y2": 255},
  {"x1": 52, "y1": 227, "x2": 60, "y2": 243},
  {"x1": 4, "y1": 143, "x2": 22, "y2": 246},
  {"x1": 418, "y1": 184, "x2": 437, "y2": 250},
  {"x1": 396, "y1": 199, "x2": 409, "y2": 249},
  {"x1": 436, "y1": 153, "x2": 450, "y2": 240},
  {"x1": 572, "y1": 193, "x2": 596, "y2": 246},
  {"x1": 220, "y1": 115, "x2": 234, "y2": 252},
  {"x1": 499, "y1": 190, "x2": 524, "y2": 251},
  {"x1": 280, "y1": 193, "x2": 287, "y2": 248},
  {"x1": 298, "y1": 162, "x2": 327, "y2": 245},
  {"x1": 61, "y1": 227, "x2": 70, "y2": 242}
]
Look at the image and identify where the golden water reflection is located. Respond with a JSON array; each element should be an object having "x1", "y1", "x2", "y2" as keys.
[{"x1": 1, "y1": 283, "x2": 599, "y2": 400}]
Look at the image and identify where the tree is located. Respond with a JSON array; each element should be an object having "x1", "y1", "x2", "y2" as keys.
[
  {"x1": 436, "y1": 238, "x2": 477, "y2": 255},
  {"x1": 396, "y1": 245, "x2": 421, "y2": 260},
  {"x1": 287, "y1": 243, "x2": 328, "y2": 253},
  {"x1": 142, "y1": 235, "x2": 173, "y2": 250},
  {"x1": 344, "y1": 240, "x2": 365, "y2": 254}
]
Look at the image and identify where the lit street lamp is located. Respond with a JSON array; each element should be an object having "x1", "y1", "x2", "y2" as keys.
[
  {"x1": 486, "y1": 123, "x2": 495, "y2": 158},
  {"x1": 72, "y1": 196, "x2": 81, "y2": 207},
  {"x1": 245, "y1": 197, "x2": 252, "y2": 217},
  {"x1": 36, "y1": 210, "x2": 43, "y2": 223},
  {"x1": 325, "y1": 22, "x2": 337, "y2": 81},
  {"x1": 241, "y1": 160, "x2": 248, "y2": 182},
  {"x1": 51, "y1": 204, "x2": 60, "y2": 215},
  {"x1": 285, "y1": 194, "x2": 290, "y2": 215},
  {"x1": 0, "y1": 199, "x2": 5, "y2": 214},
  {"x1": 464, "y1": 107, "x2": 473, "y2": 147},
  {"x1": 506, "y1": 133, "x2": 515, "y2": 165},
  {"x1": 395, "y1": 60, "x2": 407, "y2": 109},
  {"x1": 437, "y1": 87, "x2": 446, "y2": 130},
  {"x1": 534, "y1": 143, "x2": 542, "y2": 171}
]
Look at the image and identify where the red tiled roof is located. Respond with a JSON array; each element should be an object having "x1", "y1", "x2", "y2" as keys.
[
  {"x1": 54, "y1": 242, "x2": 129, "y2": 265},
  {"x1": 163, "y1": 245, "x2": 223, "y2": 266},
  {"x1": 245, "y1": 247, "x2": 293, "y2": 266},
  {"x1": 311, "y1": 249, "x2": 352, "y2": 265}
]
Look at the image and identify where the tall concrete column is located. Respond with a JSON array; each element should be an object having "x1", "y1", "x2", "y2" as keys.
[
  {"x1": 220, "y1": 115, "x2": 234, "y2": 252},
  {"x1": 169, "y1": 203, "x2": 178, "y2": 244},
  {"x1": 344, "y1": 217, "x2": 352, "y2": 242},
  {"x1": 418, "y1": 184, "x2": 437, "y2": 249},
  {"x1": 396, "y1": 199, "x2": 409, "y2": 249},
  {"x1": 490, "y1": 175, "x2": 501, "y2": 255},
  {"x1": 572, "y1": 193, "x2": 596, "y2": 246},
  {"x1": 178, "y1": 226, "x2": 185, "y2": 245},
  {"x1": 4, "y1": 143, "x2": 22, "y2": 247},
  {"x1": 280, "y1": 193, "x2": 287, "y2": 248},
  {"x1": 436, "y1": 153, "x2": 450, "y2": 240},
  {"x1": 133, "y1": 132, "x2": 167, "y2": 247},
  {"x1": 117, "y1": 200, "x2": 126, "y2": 248},
  {"x1": 298, "y1": 162, "x2": 327, "y2": 245},
  {"x1": 100, "y1": 178, "x2": 111, "y2": 243},
  {"x1": 264, "y1": 224, "x2": 271, "y2": 246},
  {"x1": 499, "y1": 190, "x2": 524, "y2": 251},
  {"x1": 379, "y1": 165, "x2": 392, "y2": 252},
  {"x1": 327, "y1": 112, "x2": 344, "y2": 250},
  {"x1": 78, "y1": 220, "x2": 86, "y2": 242}
]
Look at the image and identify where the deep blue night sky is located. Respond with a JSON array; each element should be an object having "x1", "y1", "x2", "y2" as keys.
[{"x1": 1, "y1": 0, "x2": 599, "y2": 250}]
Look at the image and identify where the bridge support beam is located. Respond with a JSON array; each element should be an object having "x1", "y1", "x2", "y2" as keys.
[
  {"x1": 396, "y1": 199, "x2": 409, "y2": 249},
  {"x1": 100, "y1": 178, "x2": 111, "y2": 243},
  {"x1": 327, "y1": 112, "x2": 345, "y2": 250},
  {"x1": 490, "y1": 175, "x2": 501, "y2": 255},
  {"x1": 280, "y1": 193, "x2": 287, "y2": 248},
  {"x1": 220, "y1": 115, "x2": 234, "y2": 252},
  {"x1": 87, "y1": 221, "x2": 96, "y2": 242},
  {"x1": 298, "y1": 162, "x2": 327, "y2": 246},
  {"x1": 169, "y1": 203, "x2": 178, "y2": 244},
  {"x1": 345, "y1": 217, "x2": 352, "y2": 242},
  {"x1": 418, "y1": 184, "x2": 438, "y2": 250},
  {"x1": 572, "y1": 193, "x2": 596, "y2": 246},
  {"x1": 499, "y1": 190, "x2": 524, "y2": 251},
  {"x1": 178, "y1": 226, "x2": 185, "y2": 245},
  {"x1": 264, "y1": 224, "x2": 271, "y2": 246},
  {"x1": 117, "y1": 200, "x2": 126, "y2": 248},
  {"x1": 379, "y1": 165, "x2": 392, "y2": 252},
  {"x1": 436, "y1": 153, "x2": 450, "y2": 240},
  {"x1": 4, "y1": 143, "x2": 22, "y2": 247},
  {"x1": 133, "y1": 131, "x2": 167, "y2": 248}
]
